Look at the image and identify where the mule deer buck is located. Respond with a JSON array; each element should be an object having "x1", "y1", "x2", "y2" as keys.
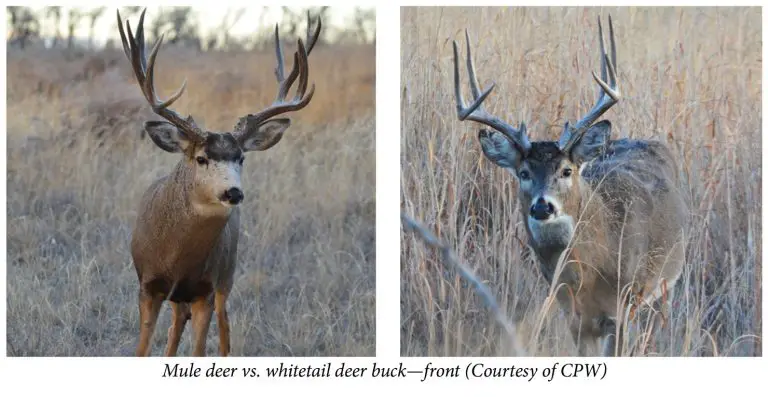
[
  {"x1": 452, "y1": 16, "x2": 688, "y2": 356},
  {"x1": 117, "y1": 9, "x2": 321, "y2": 356}
]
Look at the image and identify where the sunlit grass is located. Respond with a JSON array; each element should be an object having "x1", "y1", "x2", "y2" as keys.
[
  {"x1": 6, "y1": 43, "x2": 375, "y2": 356},
  {"x1": 400, "y1": 6, "x2": 761, "y2": 357}
]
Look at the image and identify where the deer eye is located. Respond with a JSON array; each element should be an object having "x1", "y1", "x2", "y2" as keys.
[
  {"x1": 519, "y1": 170, "x2": 531, "y2": 180},
  {"x1": 196, "y1": 156, "x2": 208, "y2": 166},
  {"x1": 562, "y1": 168, "x2": 573, "y2": 177}
]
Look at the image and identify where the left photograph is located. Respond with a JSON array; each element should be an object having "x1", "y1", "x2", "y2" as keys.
[{"x1": 6, "y1": 6, "x2": 376, "y2": 357}]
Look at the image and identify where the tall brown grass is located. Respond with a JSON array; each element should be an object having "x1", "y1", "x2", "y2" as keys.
[
  {"x1": 401, "y1": 7, "x2": 761, "y2": 356},
  {"x1": 6, "y1": 42, "x2": 375, "y2": 356}
]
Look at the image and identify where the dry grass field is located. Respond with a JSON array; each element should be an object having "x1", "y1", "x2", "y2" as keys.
[
  {"x1": 6, "y1": 39, "x2": 375, "y2": 356},
  {"x1": 401, "y1": 7, "x2": 761, "y2": 356}
]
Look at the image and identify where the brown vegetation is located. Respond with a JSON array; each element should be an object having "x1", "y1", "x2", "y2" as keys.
[
  {"x1": 7, "y1": 42, "x2": 375, "y2": 356},
  {"x1": 401, "y1": 7, "x2": 761, "y2": 356}
]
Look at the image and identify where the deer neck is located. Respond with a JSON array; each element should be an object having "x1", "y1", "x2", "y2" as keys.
[
  {"x1": 569, "y1": 187, "x2": 611, "y2": 254},
  {"x1": 526, "y1": 182, "x2": 611, "y2": 284}
]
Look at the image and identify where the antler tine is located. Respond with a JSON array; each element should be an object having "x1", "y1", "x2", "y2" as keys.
[
  {"x1": 453, "y1": 30, "x2": 531, "y2": 153},
  {"x1": 116, "y1": 10, "x2": 132, "y2": 63},
  {"x1": 294, "y1": 39, "x2": 310, "y2": 101},
  {"x1": 559, "y1": 14, "x2": 621, "y2": 152},
  {"x1": 305, "y1": 10, "x2": 322, "y2": 56},
  {"x1": 145, "y1": 34, "x2": 187, "y2": 110},
  {"x1": 274, "y1": 24, "x2": 285, "y2": 83},
  {"x1": 242, "y1": 13, "x2": 320, "y2": 126},
  {"x1": 597, "y1": 17, "x2": 607, "y2": 102},
  {"x1": 116, "y1": 8, "x2": 205, "y2": 143},
  {"x1": 135, "y1": 9, "x2": 147, "y2": 73},
  {"x1": 452, "y1": 40, "x2": 492, "y2": 120},
  {"x1": 279, "y1": 51, "x2": 301, "y2": 101},
  {"x1": 609, "y1": 15, "x2": 617, "y2": 82},
  {"x1": 464, "y1": 30, "x2": 482, "y2": 100}
]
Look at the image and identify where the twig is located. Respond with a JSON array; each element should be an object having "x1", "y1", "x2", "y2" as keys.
[
  {"x1": 401, "y1": 212, "x2": 526, "y2": 356},
  {"x1": 7, "y1": 340, "x2": 18, "y2": 357}
]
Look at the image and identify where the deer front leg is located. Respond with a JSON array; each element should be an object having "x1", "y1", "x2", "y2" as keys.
[
  {"x1": 214, "y1": 289, "x2": 231, "y2": 356},
  {"x1": 599, "y1": 316, "x2": 624, "y2": 356},
  {"x1": 190, "y1": 297, "x2": 214, "y2": 356},
  {"x1": 165, "y1": 302, "x2": 190, "y2": 356},
  {"x1": 136, "y1": 288, "x2": 163, "y2": 357}
]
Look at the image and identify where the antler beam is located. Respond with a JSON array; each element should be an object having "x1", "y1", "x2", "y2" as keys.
[
  {"x1": 453, "y1": 29, "x2": 531, "y2": 154},
  {"x1": 558, "y1": 15, "x2": 621, "y2": 152},
  {"x1": 116, "y1": 8, "x2": 206, "y2": 143},
  {"x1": 238, "y1": 12, "x2": 322, "y2": 128}
]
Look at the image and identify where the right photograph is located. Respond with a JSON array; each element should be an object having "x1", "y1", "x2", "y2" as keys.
[{"x1": 400, "y1": 7, "x2": 761, "y2": 357}]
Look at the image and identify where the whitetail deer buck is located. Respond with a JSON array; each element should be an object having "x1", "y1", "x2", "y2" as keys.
[
  {"x1": 117, "y1": 9, "x2": 321, "y2": 356},
  {"x1": 452, "y1": 16, "x2": 688, "y2": 356}
]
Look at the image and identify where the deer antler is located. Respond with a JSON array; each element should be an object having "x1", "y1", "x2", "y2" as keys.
[
  {"x1": 558, "y1": 15, "x2": 621, "y2": 152},
  {"x1": 116, "y1": 8, "x2": 207, "y2": 144},
  {"x1": 234, "y1": 11, "x2": 321, "y2": 133},
  {"x1": 453, "y1": 29, "x2": 531, "y2": 154}
]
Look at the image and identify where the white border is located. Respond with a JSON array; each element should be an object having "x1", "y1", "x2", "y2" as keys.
[
  {"x1": 376, "y1": 0, "x2": 401, "y2": 358},
  {"x1": 2, "y1": 0, "x2": 767, "y2": 395}
]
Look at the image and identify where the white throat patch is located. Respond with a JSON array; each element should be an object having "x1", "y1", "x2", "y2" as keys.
[{"x1": 527, "y1": 214, "x2": 575, "y2": 247}]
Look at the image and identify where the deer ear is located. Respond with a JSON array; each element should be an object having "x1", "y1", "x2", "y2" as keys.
[
  {"x1": 235, "y1": 118, "x2": 290, "y2": 152},
  {"x1": 478, "y1": 129, "x2": 523, "y2": 169},
  {"x1": 570, "y1": 120, "x2": 611, "y2": 163},
  {"x1": 144, "y1": 121, "x2": 195, "y2": 153}
]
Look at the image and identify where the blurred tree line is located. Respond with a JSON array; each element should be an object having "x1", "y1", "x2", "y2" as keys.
[{"x1": 6, "y1": 6, "x2": 376, "y2": 52}]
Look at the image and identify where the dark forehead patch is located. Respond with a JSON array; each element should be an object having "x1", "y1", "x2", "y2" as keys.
[
  {"x1": 524, "y1": 141, "x2": 568, "y2": 178},
  {"x1": 203, "y1": 133, "x2": 243, "y2": 162},
  {"x1": 526, "y1": 141, "x2": 563, "y2": 162}
]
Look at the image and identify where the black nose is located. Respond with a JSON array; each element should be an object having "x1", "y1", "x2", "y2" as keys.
[
  {"x1": 530, "y1": 197, "x2": 555, "y2": 220},
  {"x1": 223, "y1": 187, "x2": 244, "y2": 205}
]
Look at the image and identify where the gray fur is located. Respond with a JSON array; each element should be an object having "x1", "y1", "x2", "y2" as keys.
[
  {"x1": 456, "y1": 15, "x2": 687, "y2": 356},
  {"x1": 480, "y1": 125, "x2": 688, "y2": 356}
]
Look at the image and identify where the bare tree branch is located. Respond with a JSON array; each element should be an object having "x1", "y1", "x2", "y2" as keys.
[{"x1": 401, "y1": 212, "x2": 526, "y2": 355}]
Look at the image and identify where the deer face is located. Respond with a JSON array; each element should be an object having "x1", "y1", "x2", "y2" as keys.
[
  {"x1": 478, "y1": 121, "x2": 611, "y2": 247},
  {"x1": 144, "y1": 119, "x2": 291, "y2": 207},
  {"x1": 452, "y1": 18, "x2": 619, "y2": 248},
  {"x1": 117, "y1": 6, "x2": 317, "y2": 211}
]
